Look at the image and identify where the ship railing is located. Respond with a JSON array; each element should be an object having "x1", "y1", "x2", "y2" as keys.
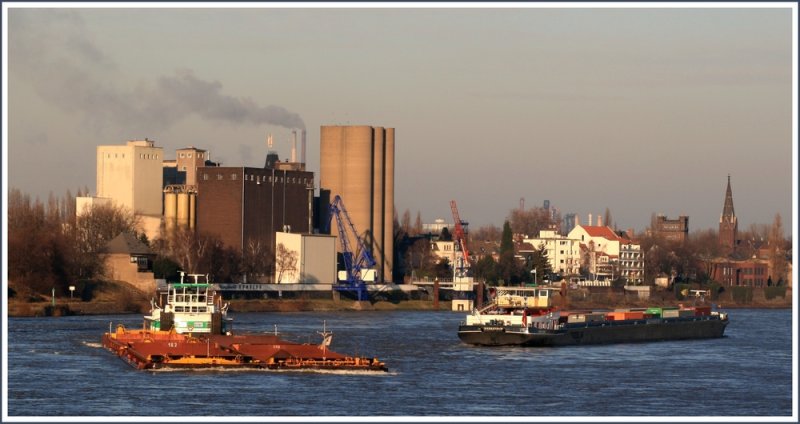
[{"x1": 476, "y1": 301, "x2": 497, "y2": 314}]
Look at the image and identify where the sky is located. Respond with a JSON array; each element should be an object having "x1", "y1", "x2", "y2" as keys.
[{"x1": 3, "y1": 3, "x2": 796, "y2": 237}]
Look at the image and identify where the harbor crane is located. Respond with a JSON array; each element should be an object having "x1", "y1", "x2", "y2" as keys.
[
  {"x1": 326, "y1": 195, "x2": 377, "y2": 301},
  {"x1": 450, "y1": 200, "x2": 471, "y2": 278}
]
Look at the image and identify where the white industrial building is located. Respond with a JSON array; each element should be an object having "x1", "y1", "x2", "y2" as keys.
[{"x1": 274, "y1": 232, "x2": 337, "y2": 284}]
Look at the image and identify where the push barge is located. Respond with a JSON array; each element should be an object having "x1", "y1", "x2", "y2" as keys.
[
  {"x1": 458, "y1": 287, "x2": 728, "y2": 347},
  {"x1": 102, "y1": 273, "x2": 388, "y2": 372}
]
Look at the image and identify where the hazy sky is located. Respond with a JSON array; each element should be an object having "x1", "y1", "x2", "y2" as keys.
[{"x1": 4, "y1": 4, "x2": 796, "y2": 236}]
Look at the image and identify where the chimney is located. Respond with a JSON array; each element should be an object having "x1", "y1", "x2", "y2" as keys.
[
  {"x1": 291, "y1": 130, "x2": 297, "y2": 163},
  {"x1": 598, "y1": 215, "x2": 603, "y2": 227},
  {"x1": 588, "y1": 213, "x2": 592, "y2": 226},
  {"x1": 301, "y1": 129, "x2": 307, "y2": 164},
  {"x1": 575, "y1": 215, "x2": 580, "y2": 227}
]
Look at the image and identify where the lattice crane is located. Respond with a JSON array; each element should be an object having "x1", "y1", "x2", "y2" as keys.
[
  {"x1": 327, "y1": 195, "x2": 376, "y2": 301},
  {"x1": 450, "y1": 200, "x2": 471, "y2": 277}
]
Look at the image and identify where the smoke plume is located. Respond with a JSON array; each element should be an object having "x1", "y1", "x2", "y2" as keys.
[{"x1": 8, "y1": 9, "x2": 305, "y2": 134}]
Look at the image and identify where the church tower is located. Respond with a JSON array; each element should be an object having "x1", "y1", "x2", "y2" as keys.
[{"x1": 719, "y1": 175, "x2": 738, "y2": 252}]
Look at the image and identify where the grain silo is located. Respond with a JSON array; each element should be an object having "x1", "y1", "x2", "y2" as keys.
[{"x1": 320, "y1": 125, "x2": 395, "y2": 283}]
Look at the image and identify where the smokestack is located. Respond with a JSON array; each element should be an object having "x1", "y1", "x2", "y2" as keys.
[
  {"x1": 301, "y1": 129, "x2": 306, "y2": 164},
  {"x1": 588, "y1": 213, "x2": 592, "y2": 226},
  {"x1": 598, "y1": 215, "x2": 603, "y2": 227},
  {"x1": 576, "y1": 215, "x2": 580, "y2": 227},
  {"x1": 291, "y1": 130, "x2": 297, "y2": 163}
]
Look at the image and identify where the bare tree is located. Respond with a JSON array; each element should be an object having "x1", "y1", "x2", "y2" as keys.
[
  {"x1": 413, "y1": 211, "x2": 423, "y2": 235},
  {"x1": 604, "y1": 207, "x2": 613, "y2": 229},
  {"x1": 275, "y1": 243, "x2": 299, "y2": 283},
  {"x1": 768, "y1": 213, "x2": 788, "y2": 285},
  {"x1": 401, "y1": 209, "x2": 411, "y2": 234},
  {"x1": 241, "y1": 238, "x2": 272, "y2": 282}
]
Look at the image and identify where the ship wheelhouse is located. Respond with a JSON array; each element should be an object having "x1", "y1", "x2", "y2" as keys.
[{"x1": 144, "y1": 272, "x2": 228, "y2": 335}]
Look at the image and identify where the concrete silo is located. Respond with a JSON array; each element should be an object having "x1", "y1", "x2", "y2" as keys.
[{"x1": 320, "y1": 125, "x2": 395, "y2": 283}]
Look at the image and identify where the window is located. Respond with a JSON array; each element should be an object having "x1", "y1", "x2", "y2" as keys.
[
  {"x1": 217, "y1": 174, "x2": 223, "y2": 180},
  {"x1": 269, "y1": 176, "x2": 273, "y2": 183},
  {"x1": 188, "y1": 153, "x2": 192, "y2": 158},
  {"x1": 203, "y1": 174, "x2": 208, "y2": 181},
  {"x1": 182, "y1": 166, "x2": 187, "y2": 171},
  {"x1": 231, "y1": 174, "x2": 237, "y2": 180},
  {"x1": 180, "y1": 153, "x2": 184, "y2": 158}
]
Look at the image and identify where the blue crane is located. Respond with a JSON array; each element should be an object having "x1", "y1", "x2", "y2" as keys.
[{"x1": 326, "y1": 195, "x2": 377, "y2": 301}]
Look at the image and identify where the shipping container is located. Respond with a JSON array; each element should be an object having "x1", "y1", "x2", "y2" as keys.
[
  {"x1": 662, "y1": 309, "x2": 680, "y2": 318},
  {"x1": 624, "y1": 311, "x2": 645, "y2": 320},
  {"x1": 645, "y1": 307, "x2": 662, "y2": 316},
  {"x1": 678, "y1": 310, "x2": 695, "y2": 318},
  {"x1": 695, "y1": 306, "x2": 711, "y2": 316}
]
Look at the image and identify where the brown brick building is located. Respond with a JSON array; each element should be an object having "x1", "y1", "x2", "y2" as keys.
[
  {"x1": 707, "y1": 258, "x2": 769, "y2": 287},
  {"x1": 654, "y1": 215, "x2": 689, "y2": 243},
  {"x1": 196, "y1": 167, "x2": 314, "y2": 253}
]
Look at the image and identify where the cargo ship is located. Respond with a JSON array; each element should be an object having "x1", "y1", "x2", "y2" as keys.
[
  {"x1": 102, "y1": 272, "x2": 388, "y2": 372},
  {"x1": 457, "y1": 287, "x2": 728, "y2": 347}
]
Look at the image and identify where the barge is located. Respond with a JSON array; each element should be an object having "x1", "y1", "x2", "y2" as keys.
[
  {"x1": 458, "y1": 286, "x2": 728, "y2": 347},
  {"x1": 102, "y1": 273, "x2": 388, "y2": 372}
]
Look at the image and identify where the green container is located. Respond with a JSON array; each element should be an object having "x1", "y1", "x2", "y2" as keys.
[{"x1": 645, "y1": 307, "x2": 662, "y2": 316}]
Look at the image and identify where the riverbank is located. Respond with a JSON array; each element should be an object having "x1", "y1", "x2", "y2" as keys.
[{"x1": 7, "y1": 295, "x2": 791, "y2": 317}]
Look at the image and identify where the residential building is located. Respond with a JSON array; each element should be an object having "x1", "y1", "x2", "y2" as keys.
[
  {"x1": 568, "y1": 224, "x2": 643, "y2": 283},
  {"x1": 521, "y1": 230, "x2": 582, "y2": 276},
  {"x1": 102, "y1": 232, "x2": 156, "y2": 294},
  {"x1": 708, "y1": 258, "x2": 769, "y2": 287}
]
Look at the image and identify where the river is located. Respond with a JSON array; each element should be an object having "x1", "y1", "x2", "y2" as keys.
[{"x1": 4, "y1": 308, "x2": 795, "y2": 419}]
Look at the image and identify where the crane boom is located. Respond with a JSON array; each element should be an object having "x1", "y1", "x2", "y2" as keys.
[
  {"x1": 327, "y1": 195, "x2": 376, "y2": 301},
  {"x1": 450, "y1": 200, "x2": 471, "y2": 275}
]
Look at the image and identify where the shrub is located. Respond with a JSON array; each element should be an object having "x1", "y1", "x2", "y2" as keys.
[
  {"x1": 731, "y1": 286, "x2": 753, "y2": 303},
  {"x1": 764, "y1": 286, "x2": 787, "y2": 300}
]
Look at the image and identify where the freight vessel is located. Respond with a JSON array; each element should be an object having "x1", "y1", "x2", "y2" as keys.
[
  {"x1": 458, "y1": 287, "x2": 728, "y2": 347},
  {"x1": 102, "y1": 272, "x2": 388, "y2": 371}
]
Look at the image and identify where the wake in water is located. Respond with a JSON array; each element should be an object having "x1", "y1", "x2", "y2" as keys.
[
  {"x1": 148, "y1": 367, "x2": 397, "y2": 376},
  {"x1": 82, "y1": 341, "x2": 103, "y2": 348}
]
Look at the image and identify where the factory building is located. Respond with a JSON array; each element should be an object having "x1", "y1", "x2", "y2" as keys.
[
  {"x1": 90, "y1": 139, "x2": 164, "y2": 240},
  {"x1": 195, "y1": 165, "x2": 314, "y2": 280},
  {"x1": 320, "y1": 125, "x2": 395, "y2": 283},
  {"x1": 653, "y1": 215, "x2": 689, "y2": 243}
]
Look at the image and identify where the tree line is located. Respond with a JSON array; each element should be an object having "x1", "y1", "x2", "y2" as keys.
[{"x1": 7, "y1": 188, "x2": 282, "y2": 298}]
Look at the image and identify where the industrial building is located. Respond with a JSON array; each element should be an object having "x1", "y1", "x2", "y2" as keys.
[
  {"x1": 195, "y1": 165, "x2": 314, "y2": 277},
  {"x1": 653, "y1": 215, "x2": 689, "y2": 243},
  {"x1": 83, "y1": 139, "x2": 164, "y2": 240},
  {"x1": 274, "y1": 232, "x2": 336, "y2": 284},
  {"x1": 320, "y1": 125, "x2": 395, "y2": 283}
]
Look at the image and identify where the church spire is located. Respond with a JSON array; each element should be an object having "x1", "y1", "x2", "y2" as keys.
[
  {"x1": 719, "y1": 175, "x2": 738, "y2": 252},
  {"x1": 722, "y1": 174, "x2": 735, "y2": 221}
]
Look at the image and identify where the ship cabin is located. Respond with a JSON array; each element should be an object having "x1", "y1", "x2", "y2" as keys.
[
  {"x1": 144, "y1": 273, "x2": 228, "y2": 335},
  {"x1": 494, "y1": 287, "x2": 554, "y2": 311}
]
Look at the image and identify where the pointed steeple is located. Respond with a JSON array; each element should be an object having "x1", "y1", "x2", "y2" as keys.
[
  {"x1": 719, "y1": 175, "x2": 738, "y2": 252},
  {"x1": 721, "y1": 174, "x2": 735, "y2": 221}
]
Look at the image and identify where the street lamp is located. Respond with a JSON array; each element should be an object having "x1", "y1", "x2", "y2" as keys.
[{"x1": 531, "y1": 268, "x2": 537, "y2": 285}]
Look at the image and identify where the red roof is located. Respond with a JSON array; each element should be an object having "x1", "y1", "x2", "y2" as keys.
[{"x1": 580, "y1": 225, "x2": 623, "y2": 241}]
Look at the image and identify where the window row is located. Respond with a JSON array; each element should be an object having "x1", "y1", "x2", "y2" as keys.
[
  {"x1": 179, "y1": 152, "x2": 205, "y2": 159},
  {"x1": 201, "y1": 173, "x2": 311, "y2": 185}
]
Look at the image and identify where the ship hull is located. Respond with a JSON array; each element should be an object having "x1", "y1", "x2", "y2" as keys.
[
  {"x1": 102, "y1": 329, "x2": 388, "y2": 372},
  {"x1": 458, "y1": 316, "x2": 728, "y2": 347}
]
